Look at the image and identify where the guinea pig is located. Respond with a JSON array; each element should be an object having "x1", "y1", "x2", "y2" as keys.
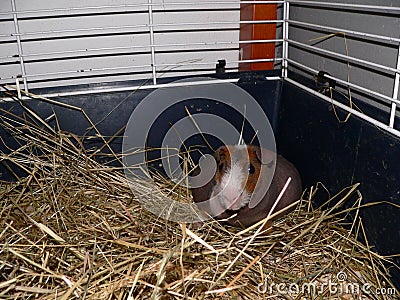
[{"x1": 191, "y1": 144, "x2": 302, "y2": 228}]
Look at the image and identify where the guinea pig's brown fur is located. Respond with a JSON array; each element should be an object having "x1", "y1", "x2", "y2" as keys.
[{"x1": 191, "y1": 144, "x2": 302, "y2": 228}]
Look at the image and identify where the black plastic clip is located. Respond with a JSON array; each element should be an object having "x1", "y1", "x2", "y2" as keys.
[
  {"x1": 316, "y1": 71, "x2": 336, "y2": 89},
  {"x1": 216, "y1": 59, "x2": 226, "y2": 74}
]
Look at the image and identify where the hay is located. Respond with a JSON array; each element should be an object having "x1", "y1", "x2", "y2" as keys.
[{"x1": 0, "y1": 87, "x2": 399, "y2": 299}]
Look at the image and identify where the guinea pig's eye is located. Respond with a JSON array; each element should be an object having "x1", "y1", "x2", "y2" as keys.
[
  {"x1": 218, "y1": 162, "x2": 224, "y2": 172},
  {"x1": 248, "y1": 163, "x2": 255, "y2": 174}
]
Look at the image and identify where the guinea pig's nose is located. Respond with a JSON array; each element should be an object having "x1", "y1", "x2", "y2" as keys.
[{"x1": 220, "y1": 189, "x2": 245, "y2": 210}]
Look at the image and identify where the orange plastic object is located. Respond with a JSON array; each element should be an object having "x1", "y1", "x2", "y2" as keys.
[{"x1": 239, "y1": 1, "x2": 277, "y2": 71}]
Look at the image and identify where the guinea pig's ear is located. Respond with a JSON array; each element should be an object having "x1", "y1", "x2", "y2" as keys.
[
  {"x1": 213, "y1": 145, "x2": 227, "y2": 162},
  {"x1": 253, "y1": 146, "x2": 275, "y2": 168}
]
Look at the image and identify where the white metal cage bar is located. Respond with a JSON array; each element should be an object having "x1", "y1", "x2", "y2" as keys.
[
  {"x1": 0, "y1": 1, "x2": 285, "y2": 16},
  {"x1": 283, "y1": 0, "x2": 400, "y2": 134},
  {"x1": 287, "y1": 20, "x2": 400, "y2": 45},
  {"x1": 10, "y1": 0, "x2": 28, "y2": 91},
  {"x1": 287, "y1": 39, "x2": 400, "y2": 75},
  {"x1": 281, "y1": 0, "x2": 289, "y2": 78},
  {"x1": 2, "y1": 20, "x2": 283, "y2": 40},
  {"x1": 286, "y1": 0, "x2": 400, "y2": 13},
  {"x1": 147, "y1": 0, "x2": 157, "y2": 85},
  {"x1": 286, "y1": 58, "x2": 400, "y2": 107},
  {"x1": 390, "y1": 46, "x2": 400, "y2": 128}
]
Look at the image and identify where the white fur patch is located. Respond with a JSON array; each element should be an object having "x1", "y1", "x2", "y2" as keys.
[
  {"x1": 217, "y1": 161, "x2": 251, "y2": 210},
  {"x1": 235, "y1": 144, "x2": 247, "y2": 150}
]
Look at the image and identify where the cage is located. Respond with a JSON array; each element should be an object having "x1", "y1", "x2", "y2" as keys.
[{"x1": 0, "y1": 0, "x2": 399, "y2": 298}]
